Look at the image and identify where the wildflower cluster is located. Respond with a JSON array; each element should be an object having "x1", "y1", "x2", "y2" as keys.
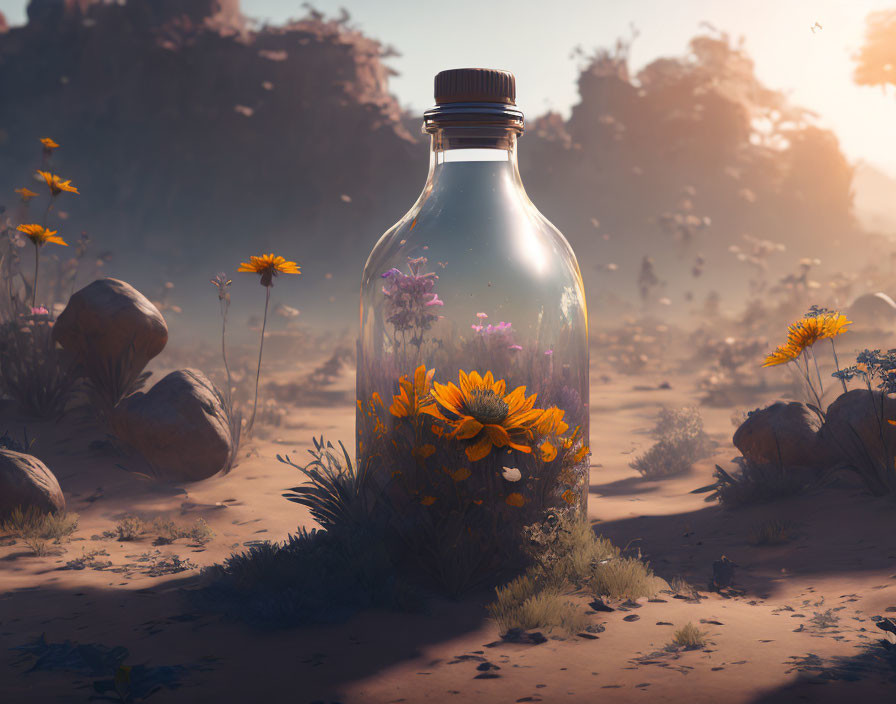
[
  {"x1": 833, "y1": 349, "x2": 896, "y2": 395},
  {"x1": 762, "y1": 308, "x2": 851, "y2": 367},
  {"x1": 381, "y1": 256, "x2": 442, "y2": 349}
]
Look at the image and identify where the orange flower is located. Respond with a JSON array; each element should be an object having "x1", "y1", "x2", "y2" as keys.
[
  {"x1": 36, "y1": 170, "x2": 78, "y2": 196},
  {"x1": 15, "y1": 187, "x2": 39, "y2": 202},
  {"x1": 389, "y1": 364, "x2": 435, "y2": 418},
  {"x1": 424, "y1": 369, "x2": 551, "y2": 462},
  {"x1": 40, "y1": 137, "x2": 59, "y2": 150},
  {"x1": 238, "y1": 253, "x2": 300, "y2": 287},
  {"x1": 762, "y1": 342, "x2": 800, "y2": 367},
  {"x1": 17, "y1": 224, "x2": 68, "y2": 248},
  {"x1": 539, "y1": 440, "x2": 558, "y2": 462}
]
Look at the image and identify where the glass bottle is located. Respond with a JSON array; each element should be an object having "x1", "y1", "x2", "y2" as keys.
[{"x1": 357, "y1": 68, "x2": 589, "y2": 589}]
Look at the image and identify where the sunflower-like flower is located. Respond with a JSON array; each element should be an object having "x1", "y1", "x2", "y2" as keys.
[
  {"x1": 16, "y1": 224, "x2": 68, "y2": 248},
  {"x1": 762, "y1": 341, "x2": 801, "y2": 367},
  {"x1": 36, "y1": 170, "x2": 79, "y2": 196},
  {"x1": 389, "y1": 364, "x2": 435, "y2": 418},
  {"x1": 15, "y1": 187, "x2": 39, "y2": 202},
  {"x1": 238, "y1": 253, "x2": 301, "y2": 287},
  {"x1": 763, "y1": 310, "x2": 851, "y2": 367},
  {"x1": 424, "y1": 369, "x2": 555, "y2": 462}
]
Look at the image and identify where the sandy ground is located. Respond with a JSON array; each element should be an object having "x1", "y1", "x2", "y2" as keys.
[{"x1": 1, "y1": 358, "x2": 895, "y2": 703}]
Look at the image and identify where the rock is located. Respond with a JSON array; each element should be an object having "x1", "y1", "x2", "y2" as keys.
[
  {"x1": 0, "y1": 450, "x2": 65, "y2": 516},
  {"x1": 733, "y1": 402, "x2": 830, "y2": 469},
  {"x1": 110, "y1": 369, "x2": 232, "y2": 482},
  {"x1": 710, "y1": 556, "x2": 737, "y2": 591},
  {"x1": 847, "y1": 292, "x2": 896, "y2": 330},
  {"x1": 820, "y1": 389, "x2": 896, "y2": 492},
  {"x1": 53, "y1": 279, "x2": 167, "y2": 404}
]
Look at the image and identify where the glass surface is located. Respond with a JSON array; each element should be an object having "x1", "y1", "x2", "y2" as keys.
[{"x1": 357, "y1": 126, "x2": 589, "y2": 582}]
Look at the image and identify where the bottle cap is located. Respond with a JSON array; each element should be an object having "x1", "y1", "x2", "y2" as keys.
[{"x1": 434, "y1": 68, "x2": 516, "y2": 105}]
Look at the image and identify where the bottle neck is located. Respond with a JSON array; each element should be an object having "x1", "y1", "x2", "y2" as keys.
[{"x1": 426, "y1": 128, "x2": 522, "y2": 186}]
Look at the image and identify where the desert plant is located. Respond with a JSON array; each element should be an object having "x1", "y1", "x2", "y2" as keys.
[
  {"x1": 829, "y1": 350, "x2": 896, "y2": 496},
  {"x1": 0, "y1": 313, "x2": 79, "y2": 418},
  {"x1": 111, "y1": 516, "x2": 143, "y2": 541},
  {"x1": 237, "y1": 253, "x2": 300, "y2": 434},
  {"x1": 762, "y1": 306, "x2": 852, "y2": 417},
  {"x1": 280, "y1": 437, "x2": 378, "y2": 532},
  {"x1": 672, "y1": 622, "x2": 707, "y2": 649},
  {"x1": 692, "y1": 459, "x2": 810, "y2": 508},
  {"x1": 0, "y1": 506, "x2": 79, "y2": 555},
  {"x1": 630, "y1": 406, "x2": 713, "y2": 479},
  {"x1": 750, "y1": 518, "x2": 797, "y2": 546},
  {"x1": 487, "y1": 576, "x2": 587, "y2": 635},
  {"x1": 485, "y1": 511, "x2": 661, "y2": 635},
  {"x1": 148, "y1": 516, "x2": 215, "y2": 545},
  {"x1": 194, "y1": 526, "x2": 419, "y2": 628}
]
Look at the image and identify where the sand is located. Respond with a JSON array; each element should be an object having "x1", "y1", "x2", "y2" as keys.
[{"x1": 1, "y1": 359, "x2": 895, "y2": 703}]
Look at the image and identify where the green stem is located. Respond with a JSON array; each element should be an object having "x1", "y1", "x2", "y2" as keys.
[
  {"x1": 31, "y1": 245, "x2": 39, "y2": 309},
  {"x1": 246, "y1": 286, "x2": 271, "y2": 434},
  {"x1": 220, "y1": 299, "x2": 233, "y2": 409},
  {"x1": 830, "y1": 339, "x2": 847, "y2": 394}
]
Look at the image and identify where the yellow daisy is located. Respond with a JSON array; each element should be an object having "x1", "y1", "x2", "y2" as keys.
[
  {"x1": 16, "y1": 224, "x2": 68, "y2": 248},
  {"x1": 424, "y1": 369, "x2": 548, "y2": 462},
  {"x1": 238, "y1": 253, "x2": 301, "y2": 287},
  {"x1": 36, "y1": 170, "x2": 79, "y2": 196},
  {"x1": 40, "y1": 137, "x2": 59, "y2": 150}
]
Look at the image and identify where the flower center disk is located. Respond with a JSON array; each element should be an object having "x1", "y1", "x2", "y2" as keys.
[{"x1": 465, "y1": 388, "x2": 509, "y2": 425}]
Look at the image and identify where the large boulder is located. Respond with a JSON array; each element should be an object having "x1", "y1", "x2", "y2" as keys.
[
  {"x1": 733, "y1": 401, "x2": 831, "y2": 469},
  {"x1": 819, "y1": 389, "x2": 896, "y2": 482},
  {"x1": 53, "y1": 278, "x2": 167, "y2": 404},
  {"x1": 110, "y1": 369, "x2": 232, "y2": 482},
  {"x1": 0, "y1": 450, "x2": 66, "y2": 517}
]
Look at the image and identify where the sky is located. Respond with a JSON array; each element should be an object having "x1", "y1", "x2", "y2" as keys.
[{"x1": 2, "y1": 0, "x2": 895, "y2": 175}]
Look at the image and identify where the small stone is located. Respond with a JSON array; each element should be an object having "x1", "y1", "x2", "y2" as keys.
[{"x1": 622, "y1": 614, "x2": 640, "y2": 622}]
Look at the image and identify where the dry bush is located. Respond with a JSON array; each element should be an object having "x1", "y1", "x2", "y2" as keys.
[
  {"x1": 486, "y1": 511, "x2": 662, "y2": 635},
  {"x1": 590, "y1": 556, "x2": 663, "y2": 601},
  {"x1": 0, "y1": 506, "x2": 79, "y2": 555},
  {"x1": 672, "y1": 622, "x2": 707, "y2": 649},
  {"x1": 0, "y1": 316, "x2": 79, "y2": 419},
  {"x1": 750, "y1": 518, "x2": 797, "y2": 546},
  {"x1": 487, "y1": 576, "x2": 587, "y2": 635},
  {"x1": 693, "y1": 459, "x2": 810, "y2": 508},
  {"x1": 631, "y1": 407, "x2": 713, "y2": 479}
]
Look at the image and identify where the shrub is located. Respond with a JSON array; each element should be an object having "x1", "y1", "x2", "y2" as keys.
[
  {"x1": 111, "y1": 516, "x2": 143, "y2": 541},
  {"x1": 487, "y1": 576, "x2": 587, "y2": 635},
  {"x1": 280, "y1": 436, "x2": 378, "y2": 532},
  {"x1": 672, "y1": 622, "x2": 707, "y2": 649},
  {"x1": 486, "y1": 511, "x2": 663, "y2": 636},
  {"x1": 0, "y1": 315, "x2": 79, "y2": 419},
  {"x1": 750, "y1": 518, "x2": 797, "y2": 546},
  {"x1": 692, "y1": 459, "x2": 810, "y2": 508},
  {"x1": 631, "y1": 407, "x2": 713, "y2": 479},
  {"x1": 0, "y1": 506, "x2": 79, "y2": 555},
  {"x1": 193, "y1": 527, "x2": 420, "y2": 628},
  {"x1": 148, "y1": 516, "x2": 215, "y2": 545}
]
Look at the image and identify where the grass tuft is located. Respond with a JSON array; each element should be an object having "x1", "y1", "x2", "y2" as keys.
[
  {"x1": 0, "y1": 506, "x2": 79, "y2": 555},
  {"x1": 750, "y1": 518, "x2": 797, "y2": 546},
  {"x1": 672, "y1": 622, "x2": 707, "y2": 649},
  {"x1": 487, "y1": 576, "x2": 587, "y2": 635}
]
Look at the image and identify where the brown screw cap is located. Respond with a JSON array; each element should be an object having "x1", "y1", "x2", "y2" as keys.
[{"x1": 434, "y1": 68, "x2": 516, "y2": 105}]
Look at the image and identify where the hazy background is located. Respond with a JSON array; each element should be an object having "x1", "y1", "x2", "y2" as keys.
[
  {"x1": 4, "y1": 0, "x2": 895, "y2": 174},
  {"x1": 1, "y1": 0, "x2": 894, "y2": 353}
]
